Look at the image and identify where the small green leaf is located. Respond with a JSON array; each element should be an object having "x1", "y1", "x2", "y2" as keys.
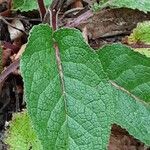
[
  {"x1": 128, "y1": 21, "x2": 150, "y2": 44},
  {"x1": 12, "y1": 0, "x2": 52, "y2": 11},
  {"x1": 126, "y1": 21, "x2": 150, "y2": 58},
  {"x1": 5, "y1": 111, "x2": 43, "y2": 150},
  {"x1": 21, "y1": 25, "x2": 150, "y2": 149}
]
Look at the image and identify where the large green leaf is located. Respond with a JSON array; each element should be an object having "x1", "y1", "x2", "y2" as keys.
[
  {"x1": 94, "y1": 0, "x2": 150, "y2": 13},
  {"x1": 21, "y1": 25, "x2": 150, "y2": 149},
  {"x1": 98, "y1": 44, "x2": 150, "y2": 102},
  {"x1": 12, "y1": 0, "x2": 52, "y2": 11}
]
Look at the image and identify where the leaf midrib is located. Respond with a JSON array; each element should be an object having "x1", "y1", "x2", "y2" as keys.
[{"x1": 54, "y1": 43, "x2": 69, "y2": 149}]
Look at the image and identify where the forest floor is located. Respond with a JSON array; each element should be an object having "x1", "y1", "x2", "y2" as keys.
[{"x1": 0, "y1": 0, "x2": 150, "y2": 149}]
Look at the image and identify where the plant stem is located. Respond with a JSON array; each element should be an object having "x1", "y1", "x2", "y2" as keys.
[
  {"x1": 50, "y1": 9, "x2": 58, "y2": 30},
  {"x1": 50, "y1": 0, "x2": 65, "y2": 30},
  {"x1": 37, "y1": 0, "x2": 47, "y2": 21}
]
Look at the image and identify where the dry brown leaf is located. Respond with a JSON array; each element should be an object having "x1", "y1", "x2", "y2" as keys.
[{"x1": 8, "y1": 19, "x2": 25, "y2": 40}]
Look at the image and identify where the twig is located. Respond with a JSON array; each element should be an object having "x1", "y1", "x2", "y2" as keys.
[
  {"x1": 65, "y1": 9, "x2": 93, "y2": 27},
  {"x1": 0, "y1": 59, "x2": 20, "y2": 84},
  {"x1": 12, "y1": 77, "x2": 20, "y2": 112},
  {"x1": 0, "y1": 16, "x2": 28, "y2": 35},
  {"x1": 63, "y1": 7, "x2": 84, "y2": 17},
  {"x1": 3, "y1": 16, "x2": 41, "y2": 22},
  {"x1": 128, "y1": 43, "x2": 150, "y2": 49}
]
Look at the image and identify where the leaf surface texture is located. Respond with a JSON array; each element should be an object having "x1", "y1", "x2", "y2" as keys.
[
  {"x1": 21, "y1": 25, "x2": 150, "y2": 149},
  {"x1": 13, "y1": 0, "x2": 52, "y2": 11}
]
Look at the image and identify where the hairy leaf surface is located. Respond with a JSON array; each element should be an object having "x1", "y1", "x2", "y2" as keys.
[
  {"x1": 98, "y1": 44, "x2": 150, "y2": 102},
  {"x1": 13, "y1": 0, "x2": 52, "y2": 11},
  {"x1": 94, "y1": 0, "x2": 150, "y2": 13},
  {"x1": 21, "y1": 25, "x2": 150, "y2": 149}
]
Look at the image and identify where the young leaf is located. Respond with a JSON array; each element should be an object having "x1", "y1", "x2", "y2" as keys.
[
  {"x1": 21, "y1": 25, "x2": 150, "y2": 149},
  {"x1": 5, "y1": 111, "x2": 43, "y2": 150},
  {"x1": 126, "y1": 21, "x2": 150, "y2": 58},
  {"x1": 12, "y1": 0, "x2": 52, "y2": 11},
  {"x1": 128, "y1": 21, "x2": 150, "y2": 44}
]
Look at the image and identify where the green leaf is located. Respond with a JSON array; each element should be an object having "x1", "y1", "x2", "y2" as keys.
[
  {"x1": 125, "y1": 21, "x2": 150, "y2": 58},
  {"x1": 12, "y1": 0, "x2": 52, "y2": 11},
  {"x1": 94, "y1": 0, "x2": 150, "y2": 13},
  {"x1": 5, "y1": 111, "x2": 43, "y2": 150},
  {"x1": 134, "y1": 48, "x2": 150, "y2": 58},
  {"x1": 21, "y1": 25, "x2": 150, "y2": 149},
  {"x1": 12, "y1": 0, "x2": 23, "y2": 10},
  {"x1": 128, "y1": 21, "x2": 150, "y2": 44},
  {"x1": 98, "y1": 44, "x2": 150, "y2": 102}
]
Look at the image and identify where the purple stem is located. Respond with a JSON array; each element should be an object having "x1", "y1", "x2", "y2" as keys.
[
  {"x1": 37, "y1": 0, "x2": 47, "y2": 21},
  {"x1": 51, "y1": 9, "x2": 57, "y2": 30}
]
